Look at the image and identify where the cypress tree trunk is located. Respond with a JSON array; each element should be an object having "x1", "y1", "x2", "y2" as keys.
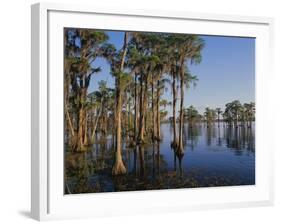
[
  {"x1": 134, "y1": 73, "x2": 138, "y2": 144},
  {"x1": 178, "y1": 66, "x2": 184, "y2": 155},
  {"x1": 138, "y1": 75, "x2": 144, "y2": 143},
  {"x1": 112, "y1": 85, "x2": 126, "y2": 175},
  {"x1": 125, "y1": 93, "x2": 130, "y2": 146},
  {"x1": 91, "y1": 107, "x2": 101, "y2": 143},
  {"x1": 156, "y1": 79, "x2": 161, "y2": 141},
  {"x1": 83, "y1": 112, "x2": 90, "y2": 146},
  {"x1": 151, "y1": 80, "x2": 156, "y2": 142},
  {"x1": 77, "y1": 108, "x2": 86, "y2": 151},
  {"x1": 112, "y1": 32, "x2": 128, "y2": 175},
  {"x1": 138, "y1": 75, "x2": 147, "y2": 144},
  {"x1": 171, "y1": 71, "x2": 178, "y2": 149},
  {"x1": 65, "y1": 104, "x2": 75, "y2": 138},
  {"x1": 143, "y1": 78, "x2": 148, "y2": 138},
  {"x1": 77, "y1": 88, "x2": 87, "y2": 152}
]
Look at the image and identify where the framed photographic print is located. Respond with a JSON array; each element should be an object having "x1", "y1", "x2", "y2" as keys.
[{"x1": 31, "y1": 2, "x2": 274, "y2": 221}]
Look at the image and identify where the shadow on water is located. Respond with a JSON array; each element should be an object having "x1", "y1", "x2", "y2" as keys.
[{"x1": 65, "y1": 122, "x2": 255, "y2": 194}]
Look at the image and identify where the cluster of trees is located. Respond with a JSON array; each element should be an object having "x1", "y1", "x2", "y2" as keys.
[
  {"x1": 64, "y1": 28, "x2": 204, "y2": 175},
  {"x1": 64, "y1": 28, "x2": 255, "y2": 176},
  {"x1": 182, "y1": 100, "x2": 255, "y2": 127},
  {"x1": 223, "y1": 100, "x2": 255, "y2": 127}
]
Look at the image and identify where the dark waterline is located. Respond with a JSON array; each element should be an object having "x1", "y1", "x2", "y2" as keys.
[{"x1": 65, "y1": 122, "x2": 255, "y2": 194}]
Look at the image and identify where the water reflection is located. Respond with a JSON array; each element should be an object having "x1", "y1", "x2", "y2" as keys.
[{"x1": 65, "y1": 122, "x2": 255, "y2": 194}]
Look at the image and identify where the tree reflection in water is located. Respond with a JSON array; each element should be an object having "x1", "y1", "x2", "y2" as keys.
[{"x1": 65, "y1": 122, "x2": 255, "y2": 194}]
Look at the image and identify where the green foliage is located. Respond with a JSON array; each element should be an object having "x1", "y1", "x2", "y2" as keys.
[
  {"x1": 204, "y1": 107, "x2": 217, "y2": 123},
  {"x1": 183, "y1": 69, "x2": 198, "y2": 89},
  {"x1": 223, "y1": 100, "x2": 255, "y2": 124},
  {"x1": 64, "y1": 28, "x2": 255, "y2": 159},
  {"x1": 184, "y1": 105, "x2": 201, "y2": 123}
]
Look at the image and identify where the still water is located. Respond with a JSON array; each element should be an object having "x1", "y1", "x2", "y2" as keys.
[{"x1": 65, "y1": 122, "x2": 255, "y2": 194}]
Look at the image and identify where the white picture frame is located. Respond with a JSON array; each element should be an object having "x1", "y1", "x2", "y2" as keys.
[{"x1": 31, "y1": 2, "x2": 274, "y2": 221}]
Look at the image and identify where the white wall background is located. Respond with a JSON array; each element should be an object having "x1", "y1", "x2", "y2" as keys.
[{"x1": 0, "y1": 0, "x2": 279, "y2": 223}]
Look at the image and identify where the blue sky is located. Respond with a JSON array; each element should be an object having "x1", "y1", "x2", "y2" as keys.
[{"x1": 88, "y1": 31, "x2": 255, "y2": 116}]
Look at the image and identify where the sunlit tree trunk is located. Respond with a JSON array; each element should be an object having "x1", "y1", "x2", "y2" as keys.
[
  {"x1": 65, "y1": 104, "x2": 75, "y2": 138},
  {"x1": 77, "y1": 88, "x2": 87, "y2": 152},
  {"x1": 134, "y1": 73, "x2": 138, "y2": 144},
  {"x1": 138, "y1": 75, "x2": 147, "y2": 144},
  {"x1": 156, "y1": 79, "x2": 161, "y2": 141},
  {"x1": 112, "y1": 32, "x2": 128, "y2": 175},
  {"x1": 91, "y1": 107, "x2": 101, "y2": 143},
  {"x1": 138, "y1": 74, "x2": 144, "y2": 143},
  {"x1": 64, "y1": 71, "x2": 75, "y2": 147},
  {"x1": 78, "y1": 108, "x2": 86, "y2": 151},
  {"x1": 151, "y1": 80, "x2": 156, "y2": 142},
  {"x1": 178, "y1": 64, "x2": 184, "y2": 155},
  {"x1": 112, "y1": 79, "x2": 127, "y2": 175},
  {"x1": 100, "y1": 106, "x2": 107, "y2": 140},
  {"x1": 125, "y1": 93, "x2": 130, "y2": 146},
  {"x1": 143, "y1": 78, "x2": 148, "y2": 139},
  {"x1": 171, "y1": 71, "x2": 178, "y2": 149},
  {"x1": 83, "y1": 112, "x2": 90, "y2": 146}
]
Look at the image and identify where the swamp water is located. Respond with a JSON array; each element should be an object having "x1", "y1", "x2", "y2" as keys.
[{"x1": 65, "y1": 122, "x2": 255, "y2": 194}]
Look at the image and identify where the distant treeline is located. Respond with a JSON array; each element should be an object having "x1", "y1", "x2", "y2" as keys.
[{"x1": 174, "y1": 100, "x2": 255, "y2": 128}]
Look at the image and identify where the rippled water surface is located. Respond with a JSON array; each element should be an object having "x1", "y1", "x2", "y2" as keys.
[{"x1": 65, "y1": 122, "x2": 255, "y2": 194}]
